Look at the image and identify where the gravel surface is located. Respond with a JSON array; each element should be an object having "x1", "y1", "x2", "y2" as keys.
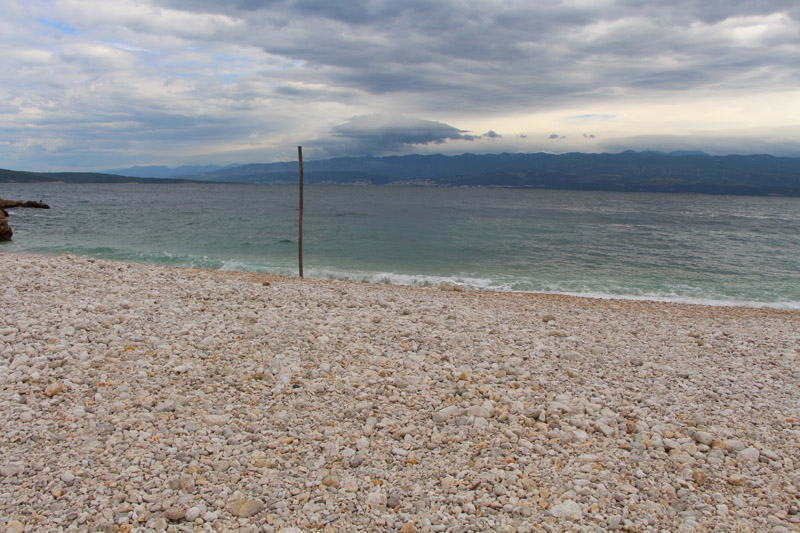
[{"x1": 2, "y1": 253, "x2": 799, "y2": 532}]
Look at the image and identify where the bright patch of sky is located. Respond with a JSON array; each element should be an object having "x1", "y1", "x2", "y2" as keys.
[
  {"x1": 108, "y1": 42, "x2": 155, "y2": 53},
  {"x1": 36, "y1": 18, "x2": 79, "y2": 34},
  {"x1": 571, "y1": 114, "x2": 617, "y2": 120}
]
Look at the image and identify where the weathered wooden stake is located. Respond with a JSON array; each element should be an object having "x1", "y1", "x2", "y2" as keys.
[{"x1": 298, "y1": 145, "x2": 304, "y2": 279}]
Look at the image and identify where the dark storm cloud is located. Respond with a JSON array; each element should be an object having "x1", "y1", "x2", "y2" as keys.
[
  {"x1": 326, "y1": 115, "x2": 476, "y2": 155},
  {"x1": 159, "y1": 0, "x2": 450, "y2": 24},
  {"x1": 148, "y1": 0, "x2": 800, "y2": 113}
]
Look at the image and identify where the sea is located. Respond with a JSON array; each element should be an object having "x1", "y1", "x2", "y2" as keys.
[{"x1": 2, "y1": 183, "x2": 799, "y2": 310}]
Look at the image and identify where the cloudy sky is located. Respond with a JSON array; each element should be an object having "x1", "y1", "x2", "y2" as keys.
[{"x1": 2, "y1": 0, "x2": 799, "y2": 171}]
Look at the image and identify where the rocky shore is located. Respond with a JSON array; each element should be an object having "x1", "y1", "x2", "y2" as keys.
[
  {"x1": 0, "y1": 199, "x2": 50, "y2": 241},
  {"x1": 1, "y1": 253, "x2": 799, "y2": 532}
]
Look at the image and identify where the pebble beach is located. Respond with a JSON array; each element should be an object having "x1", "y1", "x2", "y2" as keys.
[{"x1": 1, "y1": 252, "x2": 799, "y2": 533}]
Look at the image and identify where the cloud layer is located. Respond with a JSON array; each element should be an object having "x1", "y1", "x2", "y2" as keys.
[
  {"x1": 1, "y1": 0, "x2": 799, "y2": 169},
  {"x1": 328, "y1": 115, "x2": 477, "y2": 155}
]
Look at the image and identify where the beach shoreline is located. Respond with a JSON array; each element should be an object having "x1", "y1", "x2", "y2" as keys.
[{"x1": 2, "y1": 252, "x2": 799, "y2": 532}]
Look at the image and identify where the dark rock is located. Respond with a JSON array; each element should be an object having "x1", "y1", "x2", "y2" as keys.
[
  {"x1": 387, "y1": 492, "x2": 402, "y2": 508},
  {"x1": 21, "y1": 201, "x2": 50, "y2": 209},
  {"x1": 0, "y1": 210, "x2": 11, "y2": 241},
  {"x1": 0, "y1": 199, "x2": 50, "y2": 209},
  {"x1": 0, "y1": 197, "x2": 50, "y2": 241}
]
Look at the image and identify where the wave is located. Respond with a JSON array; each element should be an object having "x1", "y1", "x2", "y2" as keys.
[
  {"x1": 545, "y1": 290, "x2": 800, "y2": 311},
  {"x1": 5, "y1": 246, "x2": 798, "y2": 310},
  {"x1": 300, "y1": 266, "x2": 800, "y2": 310}
]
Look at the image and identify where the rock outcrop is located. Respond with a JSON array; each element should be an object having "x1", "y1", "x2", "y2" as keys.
[
  {"x1": 0, "y1": 209, "x2": 11, "y2": 241},
  {"x1": 0, "y1": 198, "x2": 50, "y2": 241}
]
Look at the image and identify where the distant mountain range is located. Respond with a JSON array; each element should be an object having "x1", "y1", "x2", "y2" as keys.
[
  {"x1": 0, "y1": 168, "x2": 196, "y2": 184},
  {"x1": 3, "y1": 151, "x2": 800, "y2": 196},
  {"x1": 103, "y1": 164, "x2": 237, "y2": 178}
]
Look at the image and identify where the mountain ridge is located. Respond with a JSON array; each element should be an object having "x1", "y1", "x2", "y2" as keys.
[
  {"x1": 185, "y1": 150, "x2": 800, "y2": 195},
  {"x1": 0, "y1": 168, "x2": 198, "y2": 184},
  {"x1": 103, "y1": 164, "x2": 237, "y2": 178},
  {"x1": 3, "y1": 151, "x2": 800, "y2": 196}
]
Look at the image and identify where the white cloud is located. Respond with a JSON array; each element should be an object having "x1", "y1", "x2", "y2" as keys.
[{"x1": 58, "y1": 0, "x2": 243, "y2": 40}]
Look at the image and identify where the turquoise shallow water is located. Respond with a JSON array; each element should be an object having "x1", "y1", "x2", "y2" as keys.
[{"x1": 2, "y1": 183, "x2": 799, "y2": 309}]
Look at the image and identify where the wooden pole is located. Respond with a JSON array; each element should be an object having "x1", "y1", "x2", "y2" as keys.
[{"x1": 298, "y1": 145, "x2": 304, "y2": 279}]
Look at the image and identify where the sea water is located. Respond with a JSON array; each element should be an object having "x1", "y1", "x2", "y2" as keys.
[{"x1": 2, "y1": 183, "x2": 799, "y2": 309}]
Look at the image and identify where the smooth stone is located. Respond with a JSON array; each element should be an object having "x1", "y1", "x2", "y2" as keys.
[
  {"x1": 728, "y1": 474, "x2": 746, "y2": 486},
  {"x1": 466, "y1": 405, "x2": 492, "y2": 418},
  {"x1": 204, "y1": 414, "x2": 230, "y2": 426},
  {"x1": 400, "y1": 522, "x2": 416, "y2": 533},
  {"x1": 607, "y1": 515, "x2": 623, "y2": 531},
  {"x1": 185, "y1": 506, "x2": 201, "y2": 521},
  {"x1": 550, "y1": 500, "x2": 583, "y2": 520},
  {"x1": 1, "y1": 464, "x2": 25, "y2": 477},
  {"x1": 433, "y1": 405, "x2": 459, "y2": 423},
  {"x1": 387, "y1": 492, "x2": 402, "y2": 508},
  {"x1": 394, "y1": 425, "x2": 417, "y2": 438},
  {"x1": 724, "y1": 439, "x2": 746, "y2": 453},
  {"x1": 322, "y1": 475, "x2": 341, "y2": 488},
  {"x1": 180, "y1": 473, "x2": 196, "y2": 492},
  {"x1": 5, "y1": 520, "x2": 24, "y2": 533},
  {"x1": 760, "y1": 448, "x2": 780, "y2": 462},
  {"x1": 365, "y1": 491, "x2": 386, "y2": 507},
  {"x1": 228, "y1": 499, "x2": 263, "y2": 517},
  {"x1": 44, "y1": 381, "x2": 64, "y2": 397},
  {"x1": 692, "y1": 469, "x2": 707, "y2": 486},
  {"x1": 738, "y1": 446, "x2": 760, "y2": 462},
  {"x1": 693, "y1": 431, "x2": 714, "y2": 445},
  {"x1": 670, "y1": 451, "x2": 693, "y2": 465},
  {"x1": 155, "y1": 400, "x2": 176, "y2": 412},
  {"x1": 164, "y1": 506, "x2": 185, "y2": 521}
]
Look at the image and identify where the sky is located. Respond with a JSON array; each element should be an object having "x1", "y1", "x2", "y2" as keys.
[{"x1": 2, "y1": 0, "x2": 799, "y2": 171}]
